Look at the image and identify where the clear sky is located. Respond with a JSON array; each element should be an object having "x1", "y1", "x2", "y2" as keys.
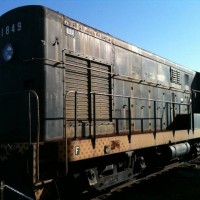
[{"x1": 1, "y1": 0, "x2": 200, "y2": 72}]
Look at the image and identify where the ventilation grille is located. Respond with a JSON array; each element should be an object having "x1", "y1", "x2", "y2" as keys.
[
  {"x1": 170, "y1": 68, "x2": 181, "y2": 84},
  {"x1": 65, "y1": 55, "x2": 111, "y2": 121}
]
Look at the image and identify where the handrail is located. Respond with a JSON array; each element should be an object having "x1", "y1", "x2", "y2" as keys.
[
  {"x1": 65, "y1": 90, "x2": 190, "y2": 106},
  {"x1": 29, "y1": 90, "x2": 40, "y2": 183},
  {"x1": 0, "y1": 181, "x2": 34, "y2": 200},
  {"x1": 192, "y1": 89, "x2": 200, "y2": 93},
  {"x1": 65, "y1": 90, "x2": 191, "y2": 147},
  {"x1": 64, "y1": 90, "x2": 77, "y2": 174},
  {"x1": 0, "y1": 90, "x2": 40, "y2": 183}
]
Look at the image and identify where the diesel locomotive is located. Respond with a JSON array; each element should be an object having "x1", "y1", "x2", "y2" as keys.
[{"x1": 1, "y1": 5, "x2": 200, "y2": 199}]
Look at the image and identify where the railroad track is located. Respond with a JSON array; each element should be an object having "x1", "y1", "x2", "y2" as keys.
[{"x1": 86, "y1": 156, "x2": 200, "y2": 200}]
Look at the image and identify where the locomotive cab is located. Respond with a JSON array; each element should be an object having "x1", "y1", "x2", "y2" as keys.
[
  {"x1": 0, "y1": 5, "x2": 65, "y2": 143},
  {"x1": 0, "y1": 6, "x2": 46, "y2": 142}
]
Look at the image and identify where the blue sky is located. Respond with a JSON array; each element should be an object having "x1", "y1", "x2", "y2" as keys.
[{"x1": 1, "y1": 0, "x2": 200, "y2": 72}]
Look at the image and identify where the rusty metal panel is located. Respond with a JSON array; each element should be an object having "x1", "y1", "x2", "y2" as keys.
[
  {"x1": 157, "y1": 63, "x2": 170, "y2": 86},
  {"x1": 132, "y1": 83, "x2": 142, "y2": 131},
  {"x1": 99, "y1": 40, "x2": 112, "y2": 61},
  {"x1": 131, "y1": 83, "x2": 137, "y2": 131},
  {"x1": 140, "y1": 84, "x2": 149, "y2": 130},
  {"x1": 163, "y1": 89, "x2": 171, "y2": 128},
  {"x1": 74, "y1": 31, "x2": 82, "y2": 53},
  {"x1": 66, "y1": 32, "x2": 75, "y2": 52},
  {"x1": 65, "y1": 27, "x2": 112, "y2": 63},
  {"x1": 142, "y1": 57, "x2": 157, "y2": 83},
  {"x1": 164, "y1": 88, "x2": 171, "y2": 102},
  {"x1": 150, "y1": 86, "x2": 159, "y2": 130},
  {"x1": 113, "y1": 82, "x2": 124, "y2": 131},
  {"x1": 148, "y1": 87, "x2": 154, "y2": 131},
  {"x1": 181, "y1": 93, "x2": 190, "y2": 114},
  {"x1": 114, "y1": 80, "x2": 127, "y2": 109},
  {"x1": 133, "y1": 104, "x2": 142, "y2": 131},
  {"x1": 93, "y1": 38, "x2": 100, "y2": 58},
  {"x1": 124, "y1": 81, "x2": 131, "y2": 96},
  {"x1": 114, "y1": 79, "x2": 132, "y2": 132},
  {"x1": 114, "y1": 46, "x2": 131, "y2": 76},
  {"x1": 86, "y1": 35, "x2": 94, "y2": 56},
  {"x1": 157, "y1": 88, "x2": 166, "y2": 129},
  {"x1": 131, "y1": 53, "x2": 142, "y2": 80}
]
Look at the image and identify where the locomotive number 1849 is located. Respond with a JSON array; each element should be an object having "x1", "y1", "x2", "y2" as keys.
[{"x1": 1, "y1": 22, "x2": 22, "y2": 37}]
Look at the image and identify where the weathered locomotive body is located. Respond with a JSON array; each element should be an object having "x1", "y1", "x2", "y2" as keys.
[{"x1": 1, "y1": 5, "x2": 200, "y2": 199}]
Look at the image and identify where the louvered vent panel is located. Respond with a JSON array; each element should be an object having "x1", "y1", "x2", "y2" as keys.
[
  {"x1": 171, "y1": 68, "x2": 181, "y2": 84},
  {"x1": 91, "y1": 62, "x2": 110, "y2": 120},
  {"x1": 65, "y1": 55, "x2": 89, "y2": 120},
  {"x1": 65, "y1": 55, "x2": 111, "y2": 121}
]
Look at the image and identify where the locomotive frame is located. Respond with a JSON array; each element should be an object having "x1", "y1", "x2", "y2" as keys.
[{"x1": 0, "y1": 5, "x2": 200, "y2": 199}]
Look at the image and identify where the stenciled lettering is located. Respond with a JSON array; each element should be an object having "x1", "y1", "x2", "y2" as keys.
[{"x1": 1, "y1": 22, "x2": 22, "y2": 37}]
